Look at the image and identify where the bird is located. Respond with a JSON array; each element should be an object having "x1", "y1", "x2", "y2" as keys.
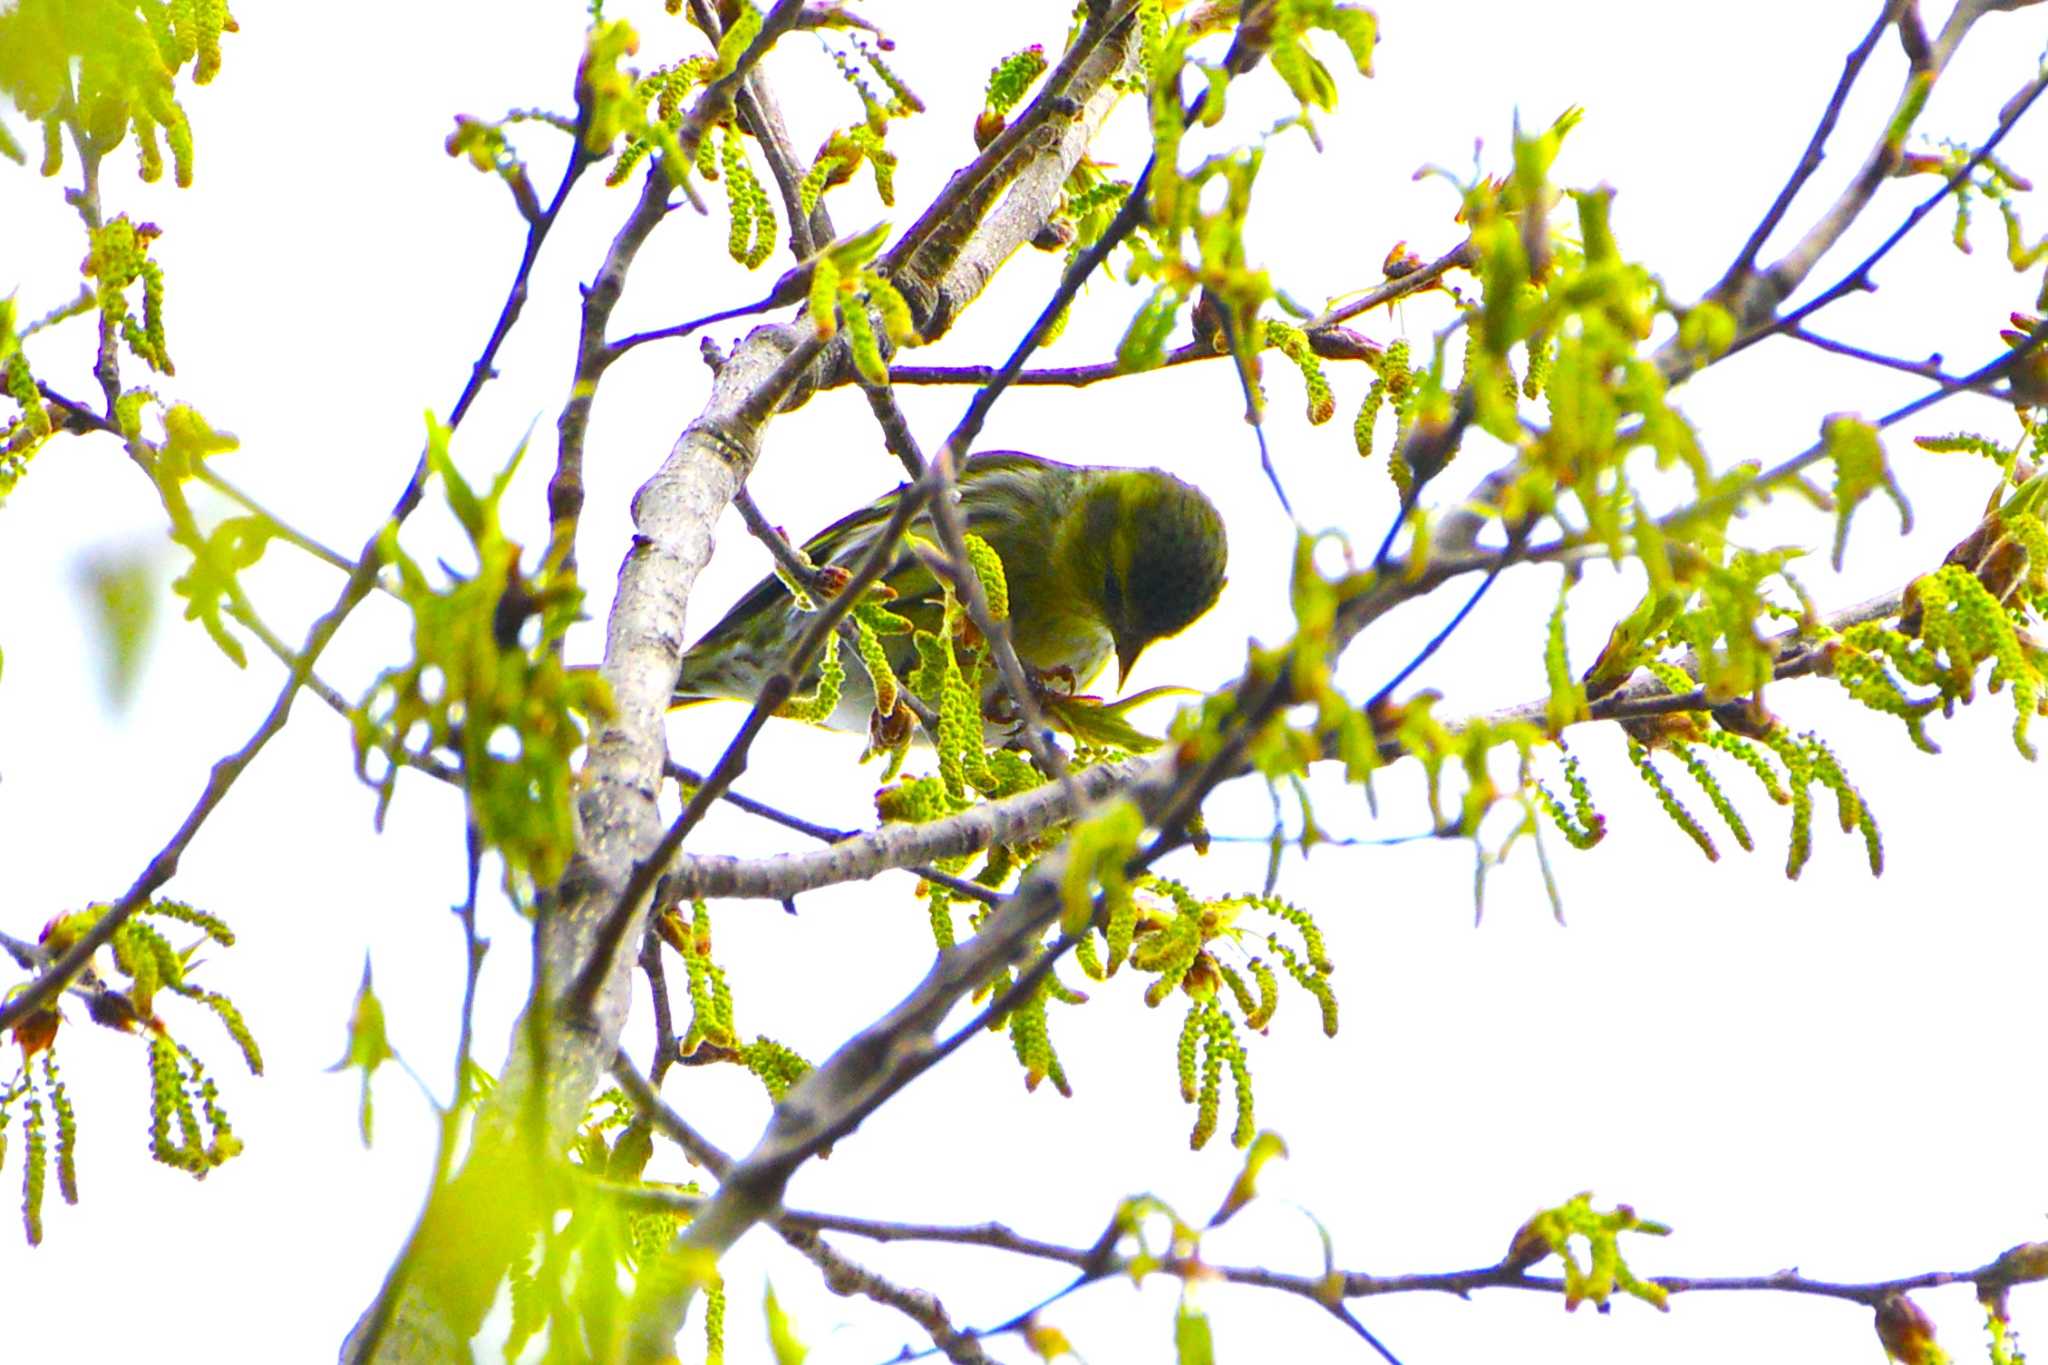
[{"x1": 672, "y1": 451, "x2": 1229, "y2": 736}]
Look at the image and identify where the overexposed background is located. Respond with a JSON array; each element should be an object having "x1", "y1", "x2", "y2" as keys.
[{"x1": 4, "y1": 2, "x2": 2046, "y2": 1361}]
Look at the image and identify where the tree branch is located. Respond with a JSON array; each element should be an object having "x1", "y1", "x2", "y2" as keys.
[
  {"x1": 664, "y1": 761, "x2": 1002, "y2": 905},
  {"x1": 1715, "y1": 1, "x2": 1899, "y2": 292},
  {"x1": 341, "y1": 16, "x2": 1145, "y2": 1358},
  {"x1": 880, "y1": 324, "x2": 1384, "y2": 389},
  {"x1": 610, "y1": 1058, "x2": 993, "y2": 1364},
  {"x1": 1678, "y1": 12, "x2": 2048, "y2": 382},
  {"x1": 1307, "y1": 238, "x2": 1476, "y2": 332},
  {"x1": 546, "y1": 0, "x2": 812, "y2": 582},
  {"x1": 0, "y1": 128, "x2": 593, "y2": 1040},
  {"x1": 668, "y1": 755, "x2": 1145, "y2": 901}
]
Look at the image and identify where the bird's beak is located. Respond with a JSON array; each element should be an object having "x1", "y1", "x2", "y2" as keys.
[{"x1": 1115, "y1": 632, "x2": 1145, "y2": 690}]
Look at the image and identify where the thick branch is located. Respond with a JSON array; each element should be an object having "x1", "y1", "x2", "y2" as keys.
[
  {"x1": 669, "y1": 756, "x2": 1145, "y2": 901},
  {"x1": 340, "y1": 16, "x2": 1144, "y2": 1362}
]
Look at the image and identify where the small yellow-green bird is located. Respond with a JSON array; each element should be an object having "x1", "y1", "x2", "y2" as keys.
[{"x1": 673, "y1": 451, "x2": 1228, "y2": 733}]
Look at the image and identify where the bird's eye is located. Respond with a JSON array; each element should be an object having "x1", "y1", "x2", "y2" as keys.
[{"x1": 1101, "y1": 566, "x2": 1123, "y2": 615}]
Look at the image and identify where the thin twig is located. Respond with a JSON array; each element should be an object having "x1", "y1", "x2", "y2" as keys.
[
  {"x1": 1702, "y1": 51, "x2": 2048, "y2": 374},
  {"x1": 221, "y1": 601, "x2": 458, "y2": 784},
  {"x1": 1783, "y1": 324, "x2": 1995, "y2": 393},
  {"x1": 874, "y1": 383, "x2": 1075, "y2": 784},
  {"x1": 0, "y1": 125, "x2": 593, "y2": 1036},
  {"x1": 1308, "y1": 239, "x2": 1475, "y2": 332},
  {"x1": 732, "y1": 484, "x2": 825, "y2": 588},
  {"x1": 879, "y1": 325, "x2": 1383, "y2": 389},
  {"x1": 1213, "y1": 304, "x2": 1297, "y2": 517},
  {"x1": 611, "y1": 1057, "x2": 995, "y2": 1363},
  {"x1": 1717, "y1": 2, "x2": 1899, "y2": 291},
  {"x1": 640, "y1": 928, "x2": 679, "y2": 1087},
  {"x1": 1367, "y1": 524, "x2": 1532, "y2": 709},
  {"x1": 604, "y1": 1175, "x2": 2037, "y2": 1318},
  {"x1": 546, "y1": 0, "x2": 811, "y2": 582}
]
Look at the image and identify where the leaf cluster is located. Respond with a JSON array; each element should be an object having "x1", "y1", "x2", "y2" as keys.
[
  {"x1": 0, "y1": 0, "x2": 235, "y2": 185},
  {"x1": 351, "y1": 419, "x2": 613, "y2": 897}
]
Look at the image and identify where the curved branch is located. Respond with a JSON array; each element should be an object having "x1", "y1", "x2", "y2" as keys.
[
  {"x1": 342, "y1": 15, "x2": 1148, "y2": 1361},
  {"x1": 0, "y1": 128, "x2": 594, "y2": 1039},
  {"x1": 1714, "y1": 2, "x2": 1898, "y2": 292},
  {"x1": 1675, "y1": 12, "x2": 2048, "y2": 383},
  {"x1": 609, "y1": 1058, "x2": 993, "y2": 1364}
]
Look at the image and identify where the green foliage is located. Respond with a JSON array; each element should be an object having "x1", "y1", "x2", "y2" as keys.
[
  {"x1": 764, "y1": 1284, "x2": 808, "y2": 1365},
  {"x1": 146, "y1": 1030, "x2": 240, "y2": 1175},
  {"x1": 716, "y1": 124, "x2": 775, "y2": 268},
  {"x1": 1914, "y1": 430, "x2": 2013, "y2": 464},
  {"x1": 1088, "y1": 879, "x2": 1337, "y2": 1150},
  {"x1": 104, "y1": 396, "x2": 276, "y2": 673},
  {"x1": 0, "y1": 1051, "x2": 75, "y2": 1245},
  {"x1": 1626, "y1": 737, "x2": 1719, "y2": 861},
  {"x1": 507, "y1": 1103, "x2": 725, "y2": 1365},
  {"x1": 1828, "y1": 546, "x2": 2048, "y2": 760},
  {"x1": 803, "y1": 222, "x2": 919, "y2": 382},
  {"x1": 1007, "y1": 952, "x2": 1076, "y2": 1097},
  {"x1": 1038, "y1": 688, "x2": 1187, "y2": 753},
  {"x1": 1507, "y1": 1192, "x2": 1671, "y2": 1312},
  {"x1": 1532, "y1": 753, "x2": 1606, "y2": 850},
  {"x1": 1262, "y1": 2, "x2": 1379, "y2": 114},
  {"x1": 329, "y1": 958, "x2": 394, "y2": 1147},
  {"x1": 653, "y1": 901, "x2": 812, "y2": 1103},
  {"x1": 0, "y1": 296, "x2": 56, "y2": 496},
  {"x1": 583, "y1": 19, "x2": 675, "y2": 166},
  {"x1": 738, "y1": 1036, "x2": 810, "y2": 1102},
  {"x1": 1175, "y1": 1290, "x2": 1217, "y2": 1365},
  {"x1": 0, "y1": 0, "x2": 235, "y2": 186},
  {"x1": 1666, "y1": 548, "x2": 1800, "y2": 703},
  {"x1": 1906, "y1": 139, "x2": 2048, "y2": 272},
  {"x1": 79, "y1": 547, "x2": 158, "y2": 709},
  {"x1": 798, "y1": 33, "x2": 920, "y2": 218},
  {"x1": 1115, "y1": 5, "x2": 1374, "y2": 390},
  {"x1": 661, "y1": 899, "x2": 736, "y2": 1057},
  {"x1": 1355, "y1": 336, "x2": 1414, "y2": 471},
  {"x1": 0, "y1": 898, "x2": 255, "y2": 1244},
  {"x1": 983, "y1": 44, "x2": 1047, "y2": 121},
  {"x1": 443, "y1": 109, "x2": 558, "y2": 219},
  {"x1": 352, "y1": 416, "x2": 612, "y2": 896},
  {"x1": 1582, "y1": 648, "x2": 1885, "y2": 880},
  {"x1": 1262, "y1": 319, "x2": 1336, "y2": 424},
  {"x1": 606, "y1": 48, "x2": 717, "y2": 188},
  {"x1": 85, "y1": 215, "x2": 172, "y2": 375},
  {"x1": 1677, "y1": 299, "x2": 1735, "y2": 359},
  {"x1": 773, "y1": 616, "x2": 848, "y2": 725},
  {"x1": 798, "y1": 124, "x2": 894, "y2": 214},
  {"x1": 1823, "y1": 414, "x2": 1913, "y2": 571},
  {"x1": 1544, "y1": 575, "x2": 1589, "y2": 733}
]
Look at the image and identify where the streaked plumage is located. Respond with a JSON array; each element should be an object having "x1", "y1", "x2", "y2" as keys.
[{"x1": 673, "y1": 451, "x2": 1228, "y2": 734}]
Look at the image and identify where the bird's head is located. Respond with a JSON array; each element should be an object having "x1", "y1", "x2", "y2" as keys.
[{"x1": 1068, "y1": 469, "x2": 1229, "y2": 686}]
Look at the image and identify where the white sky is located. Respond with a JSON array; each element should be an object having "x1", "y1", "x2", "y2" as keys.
[{"x1": 4, "y1": 2, "x2": 2048, "y2": 1362}]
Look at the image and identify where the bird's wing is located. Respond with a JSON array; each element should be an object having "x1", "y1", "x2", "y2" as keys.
[{"x1": 681, "y1": 452, "x2": 1076, "y2": 667}]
